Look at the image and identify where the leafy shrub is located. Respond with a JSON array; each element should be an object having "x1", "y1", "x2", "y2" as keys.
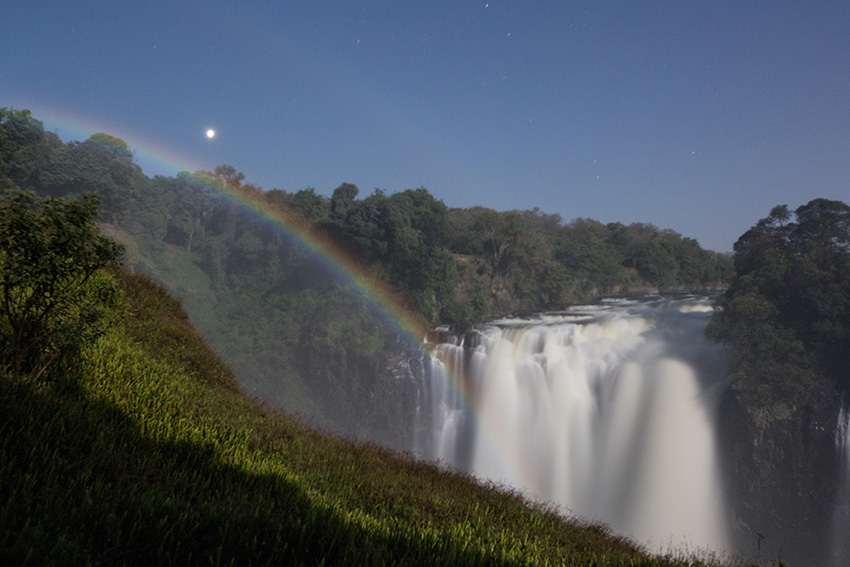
[{"x1": 0, "y1": 188, "x2": 122, "y2": 381}]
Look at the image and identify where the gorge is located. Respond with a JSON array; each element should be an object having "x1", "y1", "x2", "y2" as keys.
[
  {"x1": 831, "y1": 401, "x2": 850, "y2": 566},
  {"x1": 411, "y1": 296, "x2": 846, "y2": 566}
]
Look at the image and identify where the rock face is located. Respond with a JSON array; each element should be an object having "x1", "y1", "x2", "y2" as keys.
[{"x1": 719, "y1": 391, "x2": 841, "y2": 567}]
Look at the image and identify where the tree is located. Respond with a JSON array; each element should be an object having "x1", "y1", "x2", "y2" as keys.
[
  {"x1": 51, "y1": 134, "x2": 145, "y2": 223},
  {"x1": 707, "y1": 198, "x2": 850, "y2": 424},
  {"x1": 330, "y1": 182, "x2": 359, "y2": 218},
  {"x1": 557, "y1": 219, "x2": 625, "y2": 293},
  {"x1": 468, "y1": 208, "x2": 523, "y2": 275},
  {"x1": 0, "y1": 189, "x2": 123, "y2": 381},
  {"x1": 86, "y1": 132, "x2": 133, "y2": 159},
  {"x1": 278, "y1": 188, "x2": 330, "y2": 223},
  {"x1": 0, "y1": 107, "x2": 66, "y2": 192}
]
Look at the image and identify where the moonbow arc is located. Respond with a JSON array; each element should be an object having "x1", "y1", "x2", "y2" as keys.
[{"x1": 30, "y1": 104, "x2": 508, "y2": 487}]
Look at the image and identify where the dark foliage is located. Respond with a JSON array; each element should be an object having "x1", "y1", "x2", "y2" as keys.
[
  {"x1": 0, "y1": 188, "x2": 123, "y2": 381},
  {"x1": 1, "y1": 105, "x2": 732, "y2": 435},
  {"x1": 707, "y1": 199, "x2": 850, "y2": 425}
]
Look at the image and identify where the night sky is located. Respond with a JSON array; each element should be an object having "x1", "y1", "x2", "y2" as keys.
[{"x1": 2, "y1": 1, "x2": 849, "y2": 251}]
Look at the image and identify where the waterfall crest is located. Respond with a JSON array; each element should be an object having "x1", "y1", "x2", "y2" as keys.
[
  {"x1": 830, "y1": 400, "x2": 850, "y2": 566},
  {"x1": 416, "y1": 297, "x2": 730, "y2": 552}
]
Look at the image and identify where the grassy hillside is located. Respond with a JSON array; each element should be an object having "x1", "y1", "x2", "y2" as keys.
[
  {"x1": 0, "y1": 269, "x2": 738, "y2": 566},
  {"x1": 1, "y1": 106, "x2": 733, "y2": 451}
]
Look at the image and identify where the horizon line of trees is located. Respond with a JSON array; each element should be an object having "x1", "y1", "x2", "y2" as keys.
[
  {"x1": 1, "y1": 105, "x2": 732, "y2": 438},
  {"x1": 1, "y1": 106, "x2": 732, "y2": 329}
]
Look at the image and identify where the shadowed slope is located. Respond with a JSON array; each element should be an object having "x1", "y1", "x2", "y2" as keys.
[{"x1": 0, "y1": 269, "x2": 737, "y2": 566}]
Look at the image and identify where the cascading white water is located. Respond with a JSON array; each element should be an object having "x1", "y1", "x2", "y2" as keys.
[
  {"x1": 417, "y1": 297, "x2": 730, "y2": 552},
  {"x1": 830, "y1": 401, "x2": 850, "y2": 567}
]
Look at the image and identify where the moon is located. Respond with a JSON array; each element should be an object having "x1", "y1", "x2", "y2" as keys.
[{"x1": 206, "y1": 128, "x2": 216, "y2": 139}]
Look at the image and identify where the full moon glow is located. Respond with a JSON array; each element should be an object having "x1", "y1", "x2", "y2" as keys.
[{"x1": 206, "y1": 129, "x2": 216, "y2": 139}]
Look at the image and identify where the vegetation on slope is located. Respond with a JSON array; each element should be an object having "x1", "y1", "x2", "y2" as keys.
[
  {"x1": 1, "y1": 265, "x2": 741, "y2": 566},
  {"x1": 0, "y1": 189, "x2": 123, "y2": 381},
  {"x1": 0, "y1": 186, "x2": 739, "y2": 565},
  {"x1": 0, "y1": 106, "x2": 733, "y2": 438}
]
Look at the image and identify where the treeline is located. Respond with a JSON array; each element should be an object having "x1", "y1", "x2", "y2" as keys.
[
  {"x1": 1, "y1": 106, "x2": 731, "y2": 437},
  {"x1": 707, "y1": 199, "x2": 850, "y2": 427},
  {"x1": 77, "y1": 164, "x2": 734, "y2": 328},
  {"x1": 259, "y1": 185, "x2": 733, "y2": 325},
  {"x1": 0, "y1": 108, "x2": 731, "y2": 324}
]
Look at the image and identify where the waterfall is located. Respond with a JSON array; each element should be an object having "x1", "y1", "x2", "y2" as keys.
[
  {"x1": 416, "y1": 297, "x2": 730, "y2": 552},
  {"x1": 830, "y1": 399, "x2": 850, "y2": 567}
]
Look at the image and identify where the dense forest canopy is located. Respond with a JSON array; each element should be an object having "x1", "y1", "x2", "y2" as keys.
[
  {"x1": 0, "y1": 107, "x2": 732, "y2": 320},
  {"x1": 707, "y1": 199, "x2": 850, "y2": 426},
  {"x1": 1, "y1": 106, "x2": 732, "y2": 437}
]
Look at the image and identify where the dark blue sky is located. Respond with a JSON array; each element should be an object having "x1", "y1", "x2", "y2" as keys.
[{"x1": 3, "y1": 1, "x2": 849, "y2": 251}]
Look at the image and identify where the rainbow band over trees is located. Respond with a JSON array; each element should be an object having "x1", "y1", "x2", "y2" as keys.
[
  {"x1": 25, "y1": 104, "x2": 420, "y2": 335},
  {"x1": 190, "y1": 171, "x2": 431, "y2": 339},
  {"x1": 13, "y1": 103, "x2": 522, "y2": 486}
]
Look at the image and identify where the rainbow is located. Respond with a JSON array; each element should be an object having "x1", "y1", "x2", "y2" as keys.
[
  {"x1": 185, "y1": 175, "x2": 524, "y2": 495},
  {"x1": 17, "y1": 102, "x2": 427, "y2": 339},
  {"x1": 10, "y1": 102, "x2": 520, "y2": 492},
  {"x1": 177, "y1": 169, "x2": 428, "y2": 342},
  {"x1": 9, "y1": 101, "x2": 206, "y2": 179}
]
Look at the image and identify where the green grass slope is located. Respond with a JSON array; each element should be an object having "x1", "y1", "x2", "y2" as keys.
[{"x1": 0, "y1": 269, "x2": 737, "y2": 566}]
